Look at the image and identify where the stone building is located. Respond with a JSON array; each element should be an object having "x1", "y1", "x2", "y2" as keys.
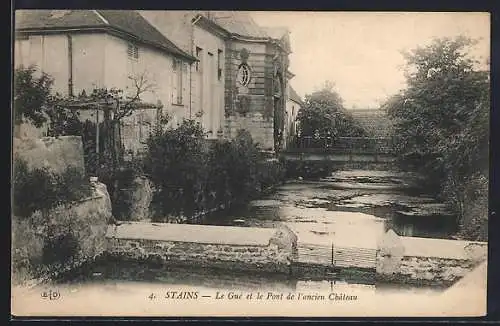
[
  {"x1": 141, "y1": 11, "x2": 294, "y2": 152},
  {"x1": 216, "y1": 15, "x2": 293, "y2": 152}
]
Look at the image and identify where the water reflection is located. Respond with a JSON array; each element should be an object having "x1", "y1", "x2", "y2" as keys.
[
  {"x1": 201, "y1": 169, "x2": 458, "y2": 240},
  {"x1": 54, "y1": 169, "x2": 455, "y2": 295}
]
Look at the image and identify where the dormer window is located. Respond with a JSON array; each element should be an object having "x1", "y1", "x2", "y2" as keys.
[{"x1": 127, "y1": 43, "x2": 139, "y2": 60}]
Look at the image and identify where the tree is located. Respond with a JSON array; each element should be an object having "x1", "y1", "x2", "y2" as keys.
[
  {"x1": 385, "y1": 36, "x2": 489, "y2": 181},
  {"x1": 384, "y1": 36, "x2": 489, "y2": 239},
  {"x1": 296, "y1": 81, "x2": 366, "y2": 143},
  {"x1": 13, "y1": 65, "x2": 55, "y2": 128}
]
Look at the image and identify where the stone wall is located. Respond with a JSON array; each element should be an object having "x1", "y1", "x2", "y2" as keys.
[
  {"x1": 375, "y1": 229, "x2": 488, "y2": 286},
  {"x1": 13, "y1": 135, "x2": 85, "y2": 175},
  {"x1": 224, "y1": 114, "x2": 274, "y2": 150},
  {"x1": 105, "y1": 223, "x2": 298, "y2": 274},
  {"x1": 396, "y1": 256, "x2": 476, "y2": 285},
  {"x1": 12, "y1": 180, "x2": 112, "y2": 285}
]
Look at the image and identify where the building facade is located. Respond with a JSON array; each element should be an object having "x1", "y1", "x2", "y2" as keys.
[
  {"x1": 14, "y1": 10, "x2": 197, "y2": 154},
  {"x1": 14, "y1": 10, "x2": 294, "y2": 153},
  {"x1": 210, "y1": 12, "x2": 293, "y2": 152}
]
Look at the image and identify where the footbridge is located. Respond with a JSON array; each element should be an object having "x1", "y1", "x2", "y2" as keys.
[{"x1": 281, "y1": 136, "x2": 396, "y2": 163}]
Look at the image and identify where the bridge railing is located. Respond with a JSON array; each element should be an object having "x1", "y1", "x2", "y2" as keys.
[{"x1": 286, "y1": 136, "x2": 394, "y2": 154}]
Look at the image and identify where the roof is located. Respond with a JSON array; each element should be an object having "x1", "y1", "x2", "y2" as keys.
[
  {"x1": 261, "y1": 26, "x2": 289, "y2": 40},
  {"x1": 289, "y1": 86, "x2": 303, "y2": 105},
  {"x1": 348, "y1": 109, "x2": 394, "y2": 138},
  {"x1": 15, "y1": 10, "x2": 196, "y2": 62},
  {"x1": 106, "y1": 221, "x2": 279, "y2": 246},
  {"x1": 209, "y1": 11, "x2": 269, "y2": 39}
]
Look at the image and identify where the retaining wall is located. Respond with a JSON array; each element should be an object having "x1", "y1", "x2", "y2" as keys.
[
  {"x1": 376, "y1": 230, "x2": 487, "y2": 286},
  {"x1": 13, "y1": 135, "x2": 85, "y2": 175},
  {"x1": 105, "y1": 222, "x2": 298, "y2": 274}
]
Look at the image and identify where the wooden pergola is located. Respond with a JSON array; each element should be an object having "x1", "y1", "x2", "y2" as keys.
[{"x1": 57, "y1": 97, "x2": 163, "y2": 157}]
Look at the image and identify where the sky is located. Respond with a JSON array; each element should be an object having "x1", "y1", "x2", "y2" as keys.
[{"x1": 251, "y1": 12, "x2": 490, "y2": 109}]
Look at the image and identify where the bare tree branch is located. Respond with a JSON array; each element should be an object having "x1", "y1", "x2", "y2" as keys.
[{"x1": 114, "y1": 71, "x2": 157, "y2": 121}]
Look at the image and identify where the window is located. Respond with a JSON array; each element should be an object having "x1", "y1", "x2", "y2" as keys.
[
  {"x1": 173, "y1": 58, "x2": 184, "y2": 105},
  {"x1": 237, "y1": 64, "x2": 251, "y2": 86},
  {"x1": 127, "y1": 43, "x2": 139, "y2": 60},
  {"x1": 195, "y1": 46, "x2": 202, "y2": 72},
  {"x1": 217, "y1": 49, "x2": 223, "y2": 80}
]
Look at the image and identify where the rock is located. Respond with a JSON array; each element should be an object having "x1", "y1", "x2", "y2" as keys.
[{"x1": 464, "y1": 243, "x2": 488, "y2": 263}]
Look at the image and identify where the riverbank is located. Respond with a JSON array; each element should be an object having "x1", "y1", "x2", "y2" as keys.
[{"x1": 12, "y1": 168, "x2": 487, "y2": 301}]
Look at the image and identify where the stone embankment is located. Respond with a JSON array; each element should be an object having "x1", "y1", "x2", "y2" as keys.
[
  {"x1": 103, "y1": 222, "x2": 486, "y2": 288},
  {"x1": 105, "y1": 222, "x2": 298, "y2": 274},
  {"x1": 376, "y1": 229, "x2": 487, "y2": 287}
]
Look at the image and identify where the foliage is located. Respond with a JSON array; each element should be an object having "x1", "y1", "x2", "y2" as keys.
[
  {"x1": 13, "y1": 65, "x2": 55, "y2": 127},
  {"x1": 12, "y1": 198, "x2": 109, "y2": 284},
  {"x1": 296, "y1": 81, "x2": 367, "y2": 141},
  {"x1": 284, "y1": 160, "x2": 336, "y2": 180},
  {"x1": 144, "y1": 121, "x2": 281, "y2": 222},
  {"x1": 12, "y1": 157, "x2": 93, "y2": 219},
  {"x1": 110, "y1": 159, "x2": 149, "y2": 220},
  {"x1": 257, "y1": 159, "x2": 286, "y2": 192},
  {"x1": 144, "y1": 119, "x2": 208, "y2": 220},
  {"x1": 453, "y1": 172, "x2": 488, "y2": 241},
  {"x1": 384, "y1": 36, "x2": 489, "y2": 237},
  {"x1": 42, "y1": 82, "x2": 160, "y2": 219}
]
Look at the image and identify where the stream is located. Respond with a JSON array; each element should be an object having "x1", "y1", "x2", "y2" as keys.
[{"x1": 12, "y1": 169, "x2": 460, "y2": 316}]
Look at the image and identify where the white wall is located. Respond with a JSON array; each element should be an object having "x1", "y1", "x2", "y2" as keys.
[
  {"x1": 192, "y1": 25, "x2": 226, "y2": 138},
  {"x1": 14, "y1": 31, "x2": 191, "y2": 154},
  {"x1": 103, "y1": 33, "x2": 191, "y2": 128},
  {"x1": 14, "y1": 33, "x2": 107, "y2": 97},
  {"x1": 15, "y1": 34, "x2": 70, "y2": 96}
]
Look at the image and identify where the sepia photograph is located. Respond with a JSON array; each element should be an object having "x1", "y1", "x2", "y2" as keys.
[{"x1": 11, "y1": 10, "x2": 489, "y2": 317}]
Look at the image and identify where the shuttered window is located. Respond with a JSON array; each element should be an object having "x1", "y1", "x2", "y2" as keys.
[
  {"x1": 127, "y1": 43, "x2": 139, "y2": 60},
  {"x1": 217, "y1": 49, "x2": 223, "y2": 80},
  {"x1": 172, "y1": 58, "x2": 184, "y2": 105}
]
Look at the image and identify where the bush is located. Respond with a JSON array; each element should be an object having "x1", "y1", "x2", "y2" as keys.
[
  {"x1": 12, "y1": 157, "x2": 93, "y2": 219},
  {"x1": 111, "y1": 159, "x2": 150, "y2": 221},
  {"x1": 11, "y1": 216, "x2": 44, "y2": 283},
  {"x1": 284, "y1": 160, "x2": 335, "y2": 180},
  {"x1": 144, "y1": 121, "x2": 282, "y2": 222},
  {"x1": 12, "y1": 190, "x2": 111, "y2": 284},
  {"x1": 456, "y1": 173, "x2": 488, "y2": 241},
  {"x1": 384, "y1": 36, "x2": 489, "y2": 239},
  {"x1": 12, "y1": 208, "x2": 82, "y2": 281},
  {"x1": 144, "y1": 119, "x2": 208, "y2": 221},
  {"x1": 257, "y1": 159, "x2": 285, "y2": 191}
]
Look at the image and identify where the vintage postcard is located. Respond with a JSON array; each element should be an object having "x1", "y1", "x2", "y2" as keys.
[{"x1": 11, "y1": 10, "x2": 489, "y2": 317}]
